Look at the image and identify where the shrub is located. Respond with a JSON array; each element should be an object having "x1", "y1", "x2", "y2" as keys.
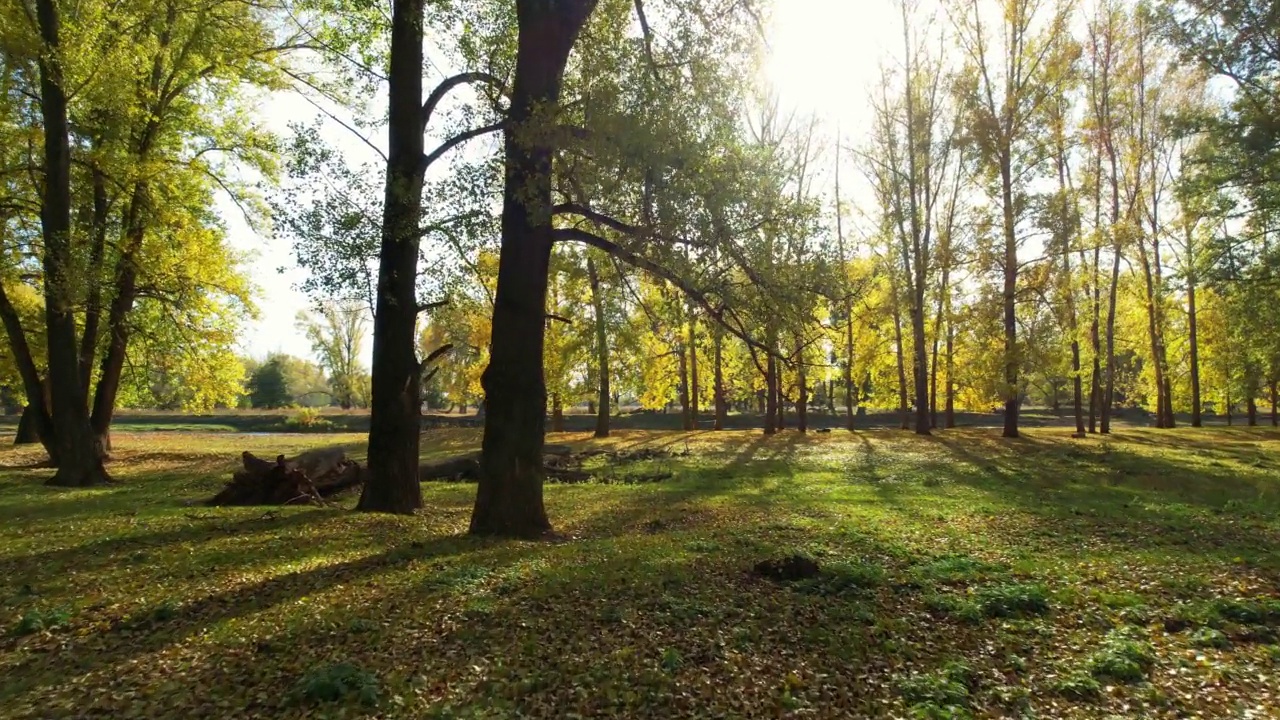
[
  {"x1": 12, "y1": 607, "x2": 70, "y2": 636},
  {"x1": 284, "y1": 407, "x2": 335, "y2": 431},
  {"x1": 1190, "y1": 627, "x2": 1231, "y2": 649},
  {"x1": 1052, "y1": 671, "x2": 1102, "y2": 701},
  {"x1": 290, "y1": 663, "x2": 380, "y2": 706},
  {"x1": 1088, "y1": 631, "x2": 1155, "y2": 683},
  {"x1": 976, "y1": 583, "x2": 1051, "y2": 619}
]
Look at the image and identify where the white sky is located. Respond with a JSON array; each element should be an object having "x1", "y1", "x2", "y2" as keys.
[{"x1": 228, "y1": 0, "x2": 901, "y2": 364}]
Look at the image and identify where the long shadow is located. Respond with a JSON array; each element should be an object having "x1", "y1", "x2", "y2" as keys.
[
  {"x1": 927, "y1": 431, "x2": 1280, "y2": 557},
  {"x1": 0, "y1": 532, "x2": 490, "y2": 704}
]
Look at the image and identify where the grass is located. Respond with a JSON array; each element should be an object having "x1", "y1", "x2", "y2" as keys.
[{"x1": 1, "y1": 426, "x2": 1279, "y2": 718}]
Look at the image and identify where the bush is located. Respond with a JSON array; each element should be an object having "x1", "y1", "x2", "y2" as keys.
[
  {"x1": 976, "y1": 583, "x2": 1051, "y2": 619},
  {"x1": 1088, "y1": 631, "x2": 1155, "y2": 683},
  {"x1": 12, "y1": 607, "x2": 70, "y2": 636},
  {"x1": 290, "y1": 663, "x2": 380, "y2": 706},
  {"x1": 1052, "y1": 671, "x2": 1102, "y2": 701},
  {"x1": 284, "y1": 407, "x2": 335, "y2": 432},
  {"x1": 1190, "y1": 627, "x2": 1231, "y2": 649}
]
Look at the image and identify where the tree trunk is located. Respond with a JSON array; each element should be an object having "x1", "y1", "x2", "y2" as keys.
[
  {"x1": 764, "y1": 353, "x2": 777, "y2": 435},
  {"x1": 688, "y1": 309, "x2": 698, "y2": 429},
  {"x1": 893, "y1": 294, "x2": 910, "y2": 431},
  {"x1": 0, "y1": 285, "x2": 56, "y2": 460},
  {"x1": 1102, "y1": 240, "x2": 1121, "y2": 434},
  {"x1": 78, "y1": 166, "x2": 109, "y2": 395},
  {"x1": 587, "y1": 257, "x2": 610, "y2": 438},
  {"x1": 911, "y1": 300, "x2": 930, "y2": 436},
  {"x1": 1271, "y1": 380, "x2": 1277, "y2": 428},
  {"x1": 15, "y1": 405, "x2": 41, "y2": 445},
  {"x1": 999, "y1": 154, "x2": 1019, "y2": 439},
  {"x1": 1088, "y1": 246, "x2": 1103, "y2": 434},
  {"x1": 551, "y1": 393, "x2": 564, "y2": 433},
  {"x1": 358, "y1": 0, "x2": 428, "y2": 514},
  {"x1": 1247, "y1": 396, "x2": 1257, "y2": 427},
  {"x1": 677, "y1": 341, "x2": 692, "y2": 431},
  {"x1": 796, "y1": 339, "x2": 807, "y2": 433},
  {"x1": 472, "y1": 1, "x2": 597, "y2": 537},
  {"x1": 945, "y1": 315, "x2": 955, "y2": 429},
  {"x1": 1188, "y1": 278, "x2": 1202, "y2": 427},
  {"x1": 35, "y1": 0, "x2": 108, "y2": 486},
  {"x1": 713, "y1": 328, "x2": 726, "y2": 431},
  {"x1": 1136, "y1": 238, "x2": 1167, "y2": 427}
]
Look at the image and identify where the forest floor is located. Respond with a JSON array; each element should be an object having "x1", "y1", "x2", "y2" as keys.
[{"x1": 1, "y1": 427, "x2": 1278, "y2": 719}]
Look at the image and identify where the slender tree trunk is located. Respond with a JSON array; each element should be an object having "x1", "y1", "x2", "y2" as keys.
[
  {"x1": 999, "y1": 155, "x2": 1020, "y2": 438},
  {"x1": 0, "y1": 286, "x2": 56, "y2": 459},
  {"x1": 1102, "y1": 241, "x2": 1121, "y2": 434},
  {"x1": 688, "y1": 309, "x2": 698, "y2": 429},
  {"x1": 1226, "y1": 387, "x2": 1233, "y2": 426},
  {"x1": 1270, "y1": 380, "x2": 1277, "y2": 428},
  {"x1": 1188, "y1": 278, "x2": 1202, "y2": 426},
  {"x1": 678, "y1": 340, "x2": 692, "y2": 431},
  {"x1": 551, "y1": 393, "x2": 564, "y2": 432},
  {"x1": 1136, "y1": 240, "x2": 1167, "y2": 427},
  {"x1": 796, "y1": 338, "x2": 808, "y2": 433},
  {"x1": 1247, "y1": 396, "x2": 1257, "y2": 427},
  {"x1": 472, "y1": 1, "x2": 597, "y2": 537},
  {"x1": 911, "y1": 300, "x2": 930, "y2": 435},
  {"x1": 945, "y1": 315, "x2": 956, "y2": 429},
  {"x1": 78, "y1": 167, "x2": 108, "y2": 395},
  {"x1": 764, "y1": 353, "x2": 778, "y2": 435},
  {"x1": 893, "y1": 298, "x2": 909, "y2": 431},
  {"x1": 713, "y1": 327, "x2": 726, "y2": 430},
  {"x1": 587, "y1": 257, "x2": 610, "y2": 438},
  {"x1": 35, "y1": 0, "x2": 108, "y2": 486}
]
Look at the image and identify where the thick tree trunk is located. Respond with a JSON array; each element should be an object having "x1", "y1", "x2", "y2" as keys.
[
  {"x1": 713, "y1": 328, "x2": 726, "y2": 431},
  {"x1": 15, "y1": 405, "x2": 41, "y2": 445},
  {"x1": 587, "y1": 257, "x2": 610, "y2": 438},
  {"x1": 1248, "y1": 396, "x2": 1257, "y2": 427},
  {"x1": 911, "y1": 302, "x2": 930, "y2": 436},
  {"x1": 359, "y1": 0, "x2": 428, "y2": 515},
  {"x1": 35, "y1": 0, "x2": 108, "y2": 486},
  {"x1": 1188, "y1": 279, "x2": 1202, "y2": 427},
  {"x1": 472, "y1": 1, "x2": 597, "y2": 537}
]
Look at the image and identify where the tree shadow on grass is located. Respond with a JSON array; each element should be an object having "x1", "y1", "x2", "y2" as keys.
[
  {"x1": 926, "y1": 430, "x2": 1280, "y2": 557},
  {"x1": 0, "y1": 531, "x2": 491, "y2": 706}
]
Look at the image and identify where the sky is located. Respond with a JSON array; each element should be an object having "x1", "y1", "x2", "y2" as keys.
[{"x1": 228, "y1": 0, "x2": 900, "y2": 363}]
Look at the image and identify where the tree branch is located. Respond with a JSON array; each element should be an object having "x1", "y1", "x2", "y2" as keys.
[{"x1": 422, "y1": 72, "x2": 506, "y2": 131}]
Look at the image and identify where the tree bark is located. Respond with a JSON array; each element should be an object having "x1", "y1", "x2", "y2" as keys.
[
  {"x1": 1102, "y1": 239, "x2": 1121, "y2": 434},
  {"x1": 712, "y1": 327, "x2": 726, "y2": 430},
  {"x1": 359, "y1": 0, "x2": 428, "y2": 514},
  {"x1": 551, "y1": 393, "x2": 564, "y2": 432},
  {"x1": 677, "y1": 340, "x2": 692, "y2": 431},
  {"x1": 764, "y1": 353, "x2": 777, "y2": 435},
  {"x1": 1271, "y1": 380, "x2": 1277, "y2": 428},
  {"x1": 587, "y1": 257, "x2": 610, "y2": 438},
  {"x1": 35, "y1": 0, "x2": 108, "y2": 486},
  {"x1": 796, "y1": 338, "x2": 807, "y2": 433},
  {"x1": 893, "y1": 289, "x2": 910, "y2": 431},
  {"x1": 472, "y1": 0, "x2": 597, "y2": 537},
  {"x1": 945, "y1": 313, "x2": 956, "y2": 429},
  {"x1": 688, "y1": 308, "x2": 698, "y2": 429},
  {"x1": 1188, "y1": 273, "x2": 1202, "y2": 427},
  {"x1": 999, "y1": 153, "x2": 1019, "y2": 438},
  {"x1": 0, "y1": 285, "x2": 56, "y2": 459}
]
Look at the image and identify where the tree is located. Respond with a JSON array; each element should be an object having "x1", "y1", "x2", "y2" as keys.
[
  {"x1": 298, "y1": 303, "x2": 370, "y2": 409},
  {"x1": 248, "y1": 359, "x2": 291, "y2": 409},
  {"x1": 951, "y1": 0, "x2": 1072, "y2": 438}
]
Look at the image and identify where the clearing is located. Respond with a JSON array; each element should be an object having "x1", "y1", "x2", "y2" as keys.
[{"x1": 1, "y1": 428, "x2": 1278, "y2": 718}]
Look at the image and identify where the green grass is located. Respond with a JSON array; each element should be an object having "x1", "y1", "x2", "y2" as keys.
[{"x1": 1, "y1": 427, "x2": 1279, "y2": 718}]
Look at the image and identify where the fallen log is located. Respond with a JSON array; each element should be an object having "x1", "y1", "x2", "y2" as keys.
[
  {"x1": 207, "y1": 449, "x2": 363, "y2": 506},
  {"x1": 418, "y1": 453, "x2": 481, "y2": 482}
]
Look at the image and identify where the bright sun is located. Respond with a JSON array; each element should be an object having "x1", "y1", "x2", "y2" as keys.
[{"x1": 764, "y1": 0, "x2": 899, "y2": 136}]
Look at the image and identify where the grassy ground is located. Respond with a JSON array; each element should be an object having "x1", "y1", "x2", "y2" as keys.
[{"x1": 1, "y1": 427, "x2": 1278, "y2": 719}]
